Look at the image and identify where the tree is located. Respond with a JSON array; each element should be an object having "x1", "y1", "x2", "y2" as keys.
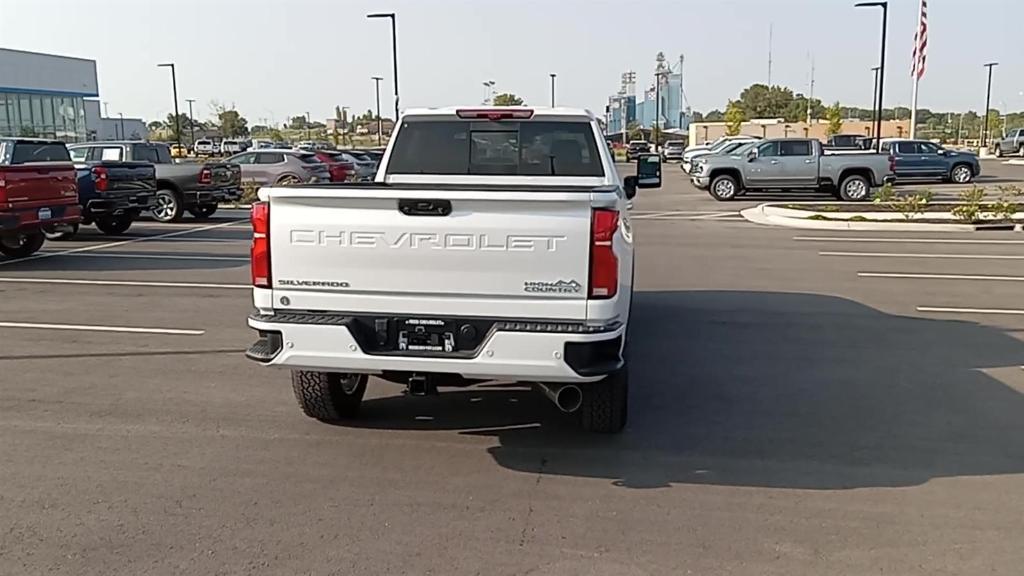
[
  {"x1": 704, "y1": 109, "x2": 724, "y2": 122},
  {"x1": 289, "y1": 115, "x2": 309, "y2": 130},
  {"x1": 164, "y1": 113, "x2": 191, "y2": 141},
  {"x1": 626, "y1": 121, "x2": 643, "y2": 142},
  {"x1": 826, "y1": 101, "x2": 843, "y2": 136},
  {"x1": 724, "y1": 101, "x2": 745, "y2": 136},
  {"x1": 218, "y1": 109, "x2": 249, "y2": 137},
  {"x1": 492, "y1": 93, "x2": 524, "y2": 106},
  {"x1": 147, "y1": 120, "x2": 164, "y2": 131}
]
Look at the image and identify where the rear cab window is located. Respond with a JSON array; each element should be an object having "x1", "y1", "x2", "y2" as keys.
[
  {"x1": 131, "y1": 144, "x2": 172, "y2": 164},
  {"x1": 10, "y1": 141, "x2": 71, "y2": 164},
  {"x1": 386, "y1": 118, "x2": 605, "y2": 177}
]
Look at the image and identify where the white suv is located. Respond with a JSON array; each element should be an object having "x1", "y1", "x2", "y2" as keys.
[{"x1": 244, "y1": 107, "x2": 662, "y2": 432}]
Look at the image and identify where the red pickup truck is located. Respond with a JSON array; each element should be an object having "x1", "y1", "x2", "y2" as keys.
[{"x1": 0, "y1": 139, "x2": 82, "y2": 258}]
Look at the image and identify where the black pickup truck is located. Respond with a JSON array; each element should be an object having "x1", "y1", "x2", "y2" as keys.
[
  {"x1": 44, "y1": 159, "x2": 156, "y2": 240},
  {"x1": 68, "y1": 141, "x2": 242, "y2": 222}
]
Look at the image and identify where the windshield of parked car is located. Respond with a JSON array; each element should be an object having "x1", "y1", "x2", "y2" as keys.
[{"x1": 386, "y1": 118, "x2": 605, "y2": 177}]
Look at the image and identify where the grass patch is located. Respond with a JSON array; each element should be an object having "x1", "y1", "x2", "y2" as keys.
[{"x1": 848, "y1": 215, "x2": 868, "y2": 222}]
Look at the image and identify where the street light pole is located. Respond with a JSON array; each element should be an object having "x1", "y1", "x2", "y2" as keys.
[
  {"x1": 103, "y1": 101, "x2": 109, "y2": 117},
  {"x1": 871, "y1": 66, "x2": 880, "y2": 138},
  {"x1": 372, "y1": 76, "x2": 384, "y2": 146},
  {"x1": 185, "y1": 99, "x2": 196, "y2": 148},
  {"x1": 305, "y1": 111, "x2": 311, "y2": 140},
  {"x1": 157, "y1": 63, "x2": 181, "y2": 148},
  {"x1": 549, "y1": 73, "x2": 556, "y2": 107},
  {"x1": 367, "y1": 13, "x2": 399, "y2": 121},
  {"x1": 855, "y1": 1, "x2": 887, "y2": 151},
  {"x1": 982, "y1": 62, "x2": 998, "y2": 149},
  {"x1": 118, "y1": 112, "x2": 125, "y2": 140}
]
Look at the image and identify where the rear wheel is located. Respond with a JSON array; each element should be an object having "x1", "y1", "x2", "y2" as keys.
[
  {"x1": 0, "y1": 231, "x2": 45, "y2": 259},
  {"x1": 42, "y1": 223, "x2": 79, "y2": 241},
  {"x1": 94, "y1": 215, "x2": 133, "y2": 236},
  {"x1": 291, "y1": 370, "x2": 368, "y2": 422},
  {"x1": 838, "y1": 174, "x2": 871, "y2": 201},
  {"x1": 708, "y1": 174, "x2": 739, "y2": 201},
  {"x1": 1018, "y1": 145, "x2": 1024, "y2": 158},
  {"x1": 187, "y1": 204, "x2": 218, "y2": 219},
  {"x1": 151, "y1": 189, "x2": 184, "y2": 222},
  {"x1": 994, "y1": 144, "x2": 1002, "y2": 158},
  {"x1": 579, "y1": 367, "x2": 628, "y2": 433},
  {"x1": 276, "y1": 174, "x2": 301, "y2": 186}
]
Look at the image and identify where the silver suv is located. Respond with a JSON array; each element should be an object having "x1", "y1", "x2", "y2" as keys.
[{"x1": 226, "y1": 149, "x2": 330, "y2": 185}]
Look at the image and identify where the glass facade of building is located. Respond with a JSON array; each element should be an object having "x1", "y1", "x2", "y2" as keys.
[{"x1": 0, "y1": 91, "x2": 88, "y2": 142}]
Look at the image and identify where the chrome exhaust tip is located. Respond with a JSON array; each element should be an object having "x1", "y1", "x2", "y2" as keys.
[{"x1": 537, "y1": 383, "x2": 583, "y2": 413}]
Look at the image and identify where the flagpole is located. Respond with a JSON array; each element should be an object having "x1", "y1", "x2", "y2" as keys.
[{"x1": 909, "y1": 0, "x2": 924, "y2": 139}]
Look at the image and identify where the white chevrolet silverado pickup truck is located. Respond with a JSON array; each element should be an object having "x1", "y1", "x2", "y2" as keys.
[{"x1": 245, "y1": 107, "x2": 662, "y2": 433}]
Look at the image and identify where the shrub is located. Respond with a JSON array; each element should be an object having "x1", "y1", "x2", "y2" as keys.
[
  {"x1": 239, "y1": 180, "x2": 261, "y2": 205},
  {"x1": 874, "y1": 183, "x2": 932, "y2": 220},
  {"x1": 951, "y1": 185, "x2": 986, "y2": 223}
]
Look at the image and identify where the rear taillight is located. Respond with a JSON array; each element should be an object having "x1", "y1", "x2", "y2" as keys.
[
  {"x1": 92, "y1": 166, "x2": 109, "y2": 191},
  {"x1": 589, "y1": 209, "x2": 619, "y2": 299},
  {"x1": 251, "y1": 201, "x2": 270, "y2": 288},
  {"x1": 0, "y1": 178, "x2": 6, "y2": 204},
  {"x1": 199, "y1": 167, "x2": 212, "y2": 185}
]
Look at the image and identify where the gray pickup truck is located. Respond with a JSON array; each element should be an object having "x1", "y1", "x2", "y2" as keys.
[
  {"x1": 68, "y1": 141, "x2": 241, "y2": 222},
  {"x1": 994, "y1": 128, "x2": 1024, "y2": 158},
  {"x1": 691, "y1": 138, "x2": 894, "y2": 201}
]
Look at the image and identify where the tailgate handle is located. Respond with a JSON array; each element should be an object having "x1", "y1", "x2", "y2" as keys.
[{"x1": 398, "y1": 199, "x2": 452, "y2": 217}]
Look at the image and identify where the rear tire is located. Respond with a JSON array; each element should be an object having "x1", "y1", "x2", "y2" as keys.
[
  {"x1": 994, "y1": 144, "x2": 1002, "y2": 158},
  {"x1": 1018, "y1": 145, "x2": 1024, "y2": 158},
  {"x1": 151, "y1": 189, "x2": 184, "y2": 223},
  {"x1": 579, "y1": 366, "x2": 628, "y2": 433},
  {"x1": 0, "y1": 231, "x2": 45, "y2": 258},
  {"x1": 838, "y1": 174, "x2": 871, "y2": 201},
  {"x1": 42, "y1": 223, "x2": 79, "y2": 241},
  {"x1": 94, "y1": 215, "x2": 133, "y2": 236},
  {"x1": 187, "y1": 204, "x2": 218, "y2": 219},
  {"x1": 291, "y1": 370, "x2": 368, "y2": 422}
]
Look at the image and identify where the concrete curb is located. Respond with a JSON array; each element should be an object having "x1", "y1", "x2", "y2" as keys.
[
  {"x1": 740, "y1": 203, "x2": 1022, "y2": 232},
  {"x1": 1003, "y1": 159, "x2": 1024, "y2": 166}
]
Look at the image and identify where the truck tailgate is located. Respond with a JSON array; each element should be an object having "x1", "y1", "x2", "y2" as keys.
[{"x1": 267, "y1": 187, "x2": 594, "y2": 320}]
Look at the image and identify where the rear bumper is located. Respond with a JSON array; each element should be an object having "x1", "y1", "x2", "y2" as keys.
[
  {"x1": 184, "y1": 187, "x2": 241, "y2": 205},
  {"x1": 84, "y1": 191, "x2": 154, "y2": 216},
  {"x1": 0, "y1": 203, "x2": 82, "y2": 232},
  {"x1": 246, "y1": 313, "x2": 625, "y2": 383}
]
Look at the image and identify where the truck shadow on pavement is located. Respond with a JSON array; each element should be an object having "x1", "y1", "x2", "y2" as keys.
[{"x1": 351, "y1": 290, "x2": 1024, "y2": 490}]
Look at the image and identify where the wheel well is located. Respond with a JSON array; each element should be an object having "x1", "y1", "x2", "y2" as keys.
[
  {"x1": 950, "y1": 161, "x2": 974, "y2": 175},
  {"x1": 707, "y1": 168, "x2": 742, "y2": 186},
  {"x1": 838, "y1": 167, "x2": 872, "y2": 187},
  {"x1": 156, "y1": 179, "x2": 181, "y2": 194}
]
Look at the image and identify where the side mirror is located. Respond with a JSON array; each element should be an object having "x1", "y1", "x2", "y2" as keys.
[
  {"x1": 747, "y1": 149, "x2": 758, "y2": 162},
  {"x1": 635, "y1": 154, "x2": 661, "y2": 189},
  {"x1": 623, "y1": 175, "x2": 638, "y2": 199}
]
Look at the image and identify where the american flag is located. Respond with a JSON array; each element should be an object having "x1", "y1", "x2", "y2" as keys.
[{"x1": 911, "y1": 0, "x2": 928, "y2": 79}]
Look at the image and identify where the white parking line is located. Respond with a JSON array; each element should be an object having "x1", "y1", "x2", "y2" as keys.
[
  {"x1": 46, "y1": 252, "x2": 248, "y2": 262},
  {"x1": 860, "y1": 272, "x2": 1024, "y2": 282},
  {"x1": 917, "y1": 306, "x2": 1024, "y2": 316},
  {"x1": 797, "y1": 236, "x2": 1024, "y2": 245},
  {"x1": 820, "y1": 251, "x2": 1024, "y2": 260},
  {"x1": 0, "y1": 220, "x2": 244, "y2": 267},
  {"x1": 0, "y1": 277, "x2": 249, "y2": 289},
  {"x1": 0, "y1": 321, "x2": 204, "y2": 335}
]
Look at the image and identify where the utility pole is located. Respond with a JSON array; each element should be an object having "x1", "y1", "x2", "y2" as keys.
[
  {"x1": 157, "y1": 63, "x2": 181, "y2": 147},
  {"x1": 367, "y1": 13, "x2": 399, "y2": 121},
  {"x1": 807, "y1": 55, "x2": 815, "y2": 124},
  {"x1": 372, "y1": 76, "x2": 384, "y2": 146},
  {"x1": 185, "y1": 98, "x2": 196, "y2": 147},
  {"x1": 854, "y1": 2, "x2": 888, "y2": 152},
  {"x1": 982, "y1": 62, "x2": 998, "y2": 149},
  {"x1": 549, "y1": 73, "x2": 556, "y2": 107},
  {"x1": 305, "y1": 111, "x2": 311, "y2": 141},
  {"x1": 767, "y1": 23, "x2": 773, "y2": 85},
  {"x1": 871, "y1": 66, "x2": 880, "y2": 137},
  {"x1": 118, "y1": 112, "x2": 125, "y2": 140}
]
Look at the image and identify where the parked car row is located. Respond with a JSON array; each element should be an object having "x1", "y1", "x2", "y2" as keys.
[{"x1": 224, "y1": 147, "x2": 381, "y2": 185}]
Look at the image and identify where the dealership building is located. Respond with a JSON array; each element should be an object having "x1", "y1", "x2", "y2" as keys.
[{"x1": 0, "y1": 47, "x2": 146, "y2": 142}]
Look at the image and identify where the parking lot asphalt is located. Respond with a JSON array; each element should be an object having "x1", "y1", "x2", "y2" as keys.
[{"x1": 3, "y1": 168, "x2": 1024, "y2": 575}]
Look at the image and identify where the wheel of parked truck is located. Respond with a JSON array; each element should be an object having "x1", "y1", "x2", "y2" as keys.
[
  {"x1": 993, "y1": 145, "x2": 1002, "y2": 158},
  {"x1": 0, "y1": 231, "x2": 45, "y2": 259},
  {"x1": 276, "y1": 175, "x2": 301, "y2": 186},
  {"x1": 579, "y1": 366, "x2": 628, "y2": 434},
  {"x1": 42, "y1": 223, "x2": 79, "y2": 241},
  {"x1": 94, "y1": 215, "x2": 133, "y2": 236},
  {"x1": 708, "y1": 174, "x2": 739, "y2": 201},
  {"x1": 1018, "y1": 145, "x2": 1024, "y2": 158},
  {"x1": 187, "y1": 204, "x2": 218, "y2": 219},
  {"x1": 151, "y1": 189, "x2": 184, "y2": 223},
  {"x1": 950, "y1": 164, "x2": 973, "y2": 184},
  {"x1": 291, "y1": 370, "x2": 368, "y2": 422},
  {"x1": 838, "y1": 174, "x2": 871, "y2": 202}
]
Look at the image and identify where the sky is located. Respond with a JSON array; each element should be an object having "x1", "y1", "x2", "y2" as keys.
[{"x1": 0, "y1": 0, "x2": 1019, "y2": 124}]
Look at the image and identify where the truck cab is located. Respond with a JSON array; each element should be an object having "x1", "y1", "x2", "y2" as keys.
[{"x1": 245, "y1": 107, "x2": 662, "y2": 433}]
